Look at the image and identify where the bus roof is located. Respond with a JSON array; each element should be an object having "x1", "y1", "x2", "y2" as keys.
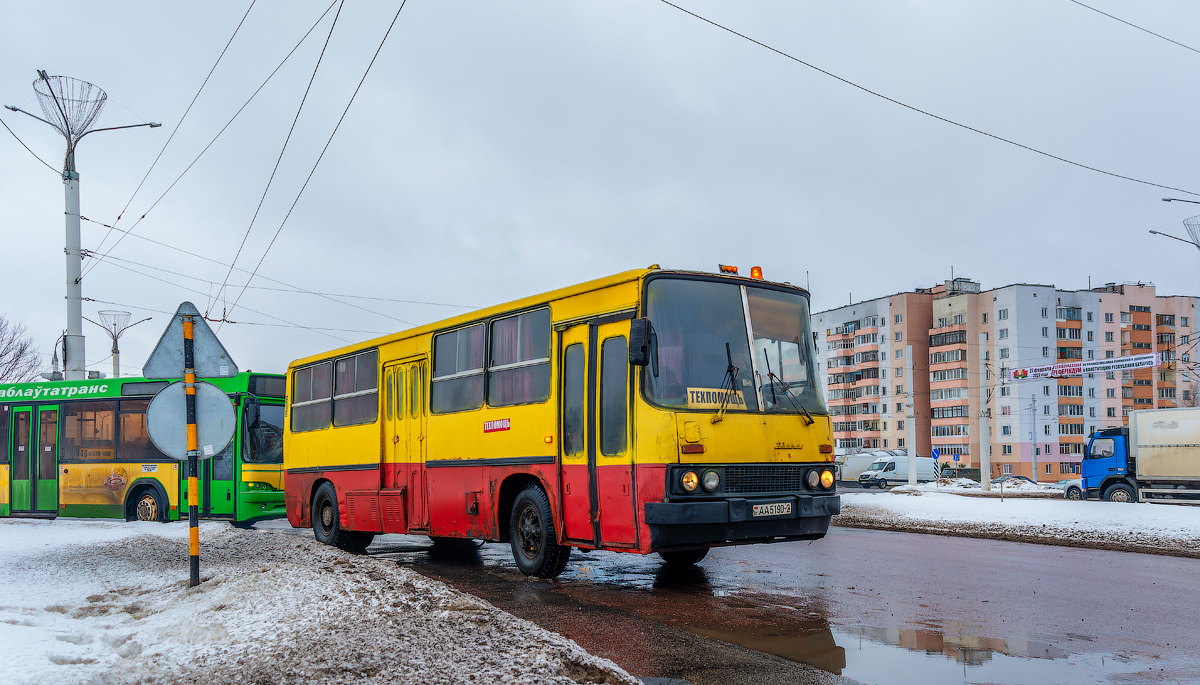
[
  {"x1": 0, "y1": 371, "x2": 283, "y2": 402},
  {"x1": 288, "y1": 267, "x2": 811, "y2": 369}
]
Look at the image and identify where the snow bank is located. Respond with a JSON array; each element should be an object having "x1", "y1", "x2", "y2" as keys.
[
  {"x1": 836, "y1": 491, "x2": 1200, "y2": 558},
  {"x1": 890, "y1": 478, "x2": 1059, "y2": 497},
  {"x1": 0, "y1": 519, "x2": 638, "y2": 685}
]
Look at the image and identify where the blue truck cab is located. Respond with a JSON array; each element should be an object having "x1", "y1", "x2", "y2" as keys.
[{"x1": 1082, "y1": 427, "x2": 1138, "y2": 502}]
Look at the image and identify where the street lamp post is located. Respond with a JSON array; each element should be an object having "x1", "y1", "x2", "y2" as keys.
[{"x1": 5, "y1": 71, "x2": 159, "y2": 381}]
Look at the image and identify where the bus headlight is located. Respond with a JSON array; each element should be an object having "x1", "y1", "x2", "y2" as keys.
[
  {"x1": 820, "y1": 469, "x2": 834, "y2": 489},
  {"x1": 806, "y1": 470, "x2": 820, "y2": 489},
  {"x1": 702, "y1": 470, "x2": 720, "y2": 492},
  {"x1": 681, "y1": 470, "x2": 699, "y2": 492}
]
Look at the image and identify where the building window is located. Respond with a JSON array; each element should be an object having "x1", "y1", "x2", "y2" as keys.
[
  {"x1": 1089, "y1": 407, "x2": 1095, "y2": 417},
  {"x1": 999, "y1": 309, "x2": 1009, "y2": 320},
  {"x1": 1106, "y1": 388, "x2": 1116, "y2": 398},
  {"x1": 1000, "y1": 386, "x2": 1010, "y2": 396},
  {"x1": 1183, "y1": 317, "x2": 1190, "y2": 327},
  {"x1": 897, "y1": 438, "x2": 905, "y2": 448},
  {"x1": 1105, "y1": 313, "x2": 1113, "y2": 323},
  {"x1": 982, "y1": 313, "x2": 988, "y2": 324},
  {"x1": 999, "y1": 348, "x2": 1009, "y2": 359},
  {"x1": 1087, "y1": 312, "x2": 1093, "y2": 322},
  {"x1": 1087, "y1": 331, "x2": 1094, "y2": 341},
  {"x1": 897, "y1": 420, "x2": 905, "y2": 430},
  {"x1": 1042, "y1": 307, "x2": 1048, "y2": 318},
  {"x1": 896, "y1": 402, "x2": 903, "y2": 412},
  {"x1": 1046, "y1": 463, "x2": 1053, "y2": 474},
  {"x1": 938, "y1": 317, "x2": 948, "y2": 328},
  {"x1": 1043, "y1": 346, "x2": 1049, "y2": 357},
  {"x1": 896, "y1": 384, "x2": 905, "y2": 395},
  {"x1": 1107, "y1": 407, "x2": 1116, "y2": 417},
  {"x1": 895, "y1": 314, "x2": 903, "y2": 324},
  {"x1": 895, "y1": 332, "x2": 902, "y2": 341},
  {"x1": 1105, "y1": 331, "x2": 1113, "y2": 342},
  {"x1": 1002, "y1": 448, "x2": 1012, "y2": 458},
  {"x1": 1041, "y1": 327, "x2": 1048, "y2": 337},
  {"x1": 1000, "y1": 328, "x2": 1009, "y2": 339},
  {"x1": 1106, "y1": 350, "x2": 1114, "y2": 359},
  {"x1": 954, "y1": 314, "x2": 964, "y2": 325},
  {"x1": 896, "y1": 366, "x2": 903, "y2": 377},
  {"x1": 1001, "y1": 405, "x2": 1010, "y2": 415},
  {"x1": 896, "y1": 349, "x2": 903, "y2": 359},
  {"x1": 1002, "y1": 425, "x2": 1011, "y2": 436}
]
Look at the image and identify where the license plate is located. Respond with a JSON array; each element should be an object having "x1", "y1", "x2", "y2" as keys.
[{"x1": 752, "y1": 502, "x2": 792, "y2": 517}]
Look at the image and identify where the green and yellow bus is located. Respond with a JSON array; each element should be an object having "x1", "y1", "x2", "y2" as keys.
[{"x1": 0, "y1": 372, "x2": 286, "y2": 524}]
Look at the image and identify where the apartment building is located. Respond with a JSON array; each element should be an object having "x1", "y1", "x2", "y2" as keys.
[
  {"x1": 813, "y1": 290, "x2": 933, "y2": 459},
  {"x1": 814, "y1": 280, "x2": 1199, "y2": 482}
]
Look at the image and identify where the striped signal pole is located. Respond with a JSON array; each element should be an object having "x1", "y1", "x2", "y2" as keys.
[{"x1": 183, "y1": 314, "x2": 200, "y2": 587}]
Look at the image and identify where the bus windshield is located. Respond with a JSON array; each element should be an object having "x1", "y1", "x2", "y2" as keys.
[
  {"x1": 247, "y1": 404, "x2": 285, "y2": 464},
  {"x1": 643, "y1": 277, "x2": 826, "y2": 415}
]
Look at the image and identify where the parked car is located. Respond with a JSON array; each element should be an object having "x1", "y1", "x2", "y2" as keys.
[{"x1": 1051, "y1": 479, "x2": 1084, "y2": 500}]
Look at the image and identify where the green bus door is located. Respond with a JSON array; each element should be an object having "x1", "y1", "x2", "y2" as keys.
[
  {"x1": 9, "y1": 407, "x2": 58, "y2": 515},
  {"x1": 204, "y1": 446, "x2": 235, "y2": 518}
]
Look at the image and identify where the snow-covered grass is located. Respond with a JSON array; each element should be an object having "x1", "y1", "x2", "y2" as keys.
[
  {"x1": 0, "y1": 518, "x2": 638, "y2": 685},
  {"x1": 836, "y1": 490, "x2": 1200, "y2": 557},
  {"x1": 890, "y1": 477, "x2": 1061, "y2": 497}
]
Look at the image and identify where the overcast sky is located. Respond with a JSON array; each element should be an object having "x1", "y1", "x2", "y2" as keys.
[{"x1": 3, "y1": 1, "x2": 1200, "y2": 377}]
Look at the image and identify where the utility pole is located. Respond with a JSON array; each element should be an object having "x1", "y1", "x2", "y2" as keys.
[
  {"x1": 1030, "y1": 395, "x2": 1038, "y2": 482},
  {"x1": 5, "y1": 71, "x2": 159, "y2": 380},
  {"x1": 906, "y1": 343, "x2": 917, "y2": 485},
  {"x1": 979, "y1": 333, "x2": 991, "y2": 492}
]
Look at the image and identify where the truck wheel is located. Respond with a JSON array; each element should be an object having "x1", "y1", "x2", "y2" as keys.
[
  {"x1": 509, "y1": 483, "x2": 568, "y2": 579},
  {"x1": 1066, "y1": 486, "x2": 1083, "y2": 501},
  {"x1": 1104, "y1": 483, "x2": 1136, "y2": 503},
  {"x1": 312, "y1": 483, "x2": 375, "y2": 554},
  {"x1": 659, "y1": 548, "x2": 709, "y2": 565}
]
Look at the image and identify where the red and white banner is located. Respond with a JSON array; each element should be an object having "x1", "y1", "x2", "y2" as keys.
[{"x1": 1007, "y1": 352, "x2": 1166, "y2": 381}]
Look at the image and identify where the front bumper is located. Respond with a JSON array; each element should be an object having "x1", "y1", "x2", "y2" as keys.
[{"x1": 644, "y1": 494, "x2": 840, "y2": 550}]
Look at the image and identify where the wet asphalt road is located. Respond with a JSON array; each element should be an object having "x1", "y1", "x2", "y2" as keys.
[{"x1": 353, "y1": 525, "x2": 1200, "y2": 685}]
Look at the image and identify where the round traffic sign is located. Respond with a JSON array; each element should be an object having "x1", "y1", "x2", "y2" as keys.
[{"x1": 146, "y1": 381, "x2": 236, "y2": 460}]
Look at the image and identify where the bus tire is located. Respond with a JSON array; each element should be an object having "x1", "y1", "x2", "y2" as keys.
[
  {"x1": 509, "y1": 483, "x2": 568, "y2": 579},
  {"x1": 312, "y1": 483, "x2": 375, "y2": 554},
  {"x1": 1104, "y1": 483, "x2": 1136, "y2": 503},
  {"x1": 659, "y1": 548, "x2": 709, "y2": 565},
  {"x1": 129, "y1": 487, "x2": 166, "y2": 523}
]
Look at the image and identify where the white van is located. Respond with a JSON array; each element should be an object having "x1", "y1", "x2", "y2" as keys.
[
  {"x1": 857, "y1": 456, "x2": 939, "y2": 488},
  {"x1": 837, "y1": 450, "x2": 905, "y2": 485}
]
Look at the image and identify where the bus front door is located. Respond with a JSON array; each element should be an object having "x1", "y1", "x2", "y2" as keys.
[
  {"x1": 203, "y1": 444, "x2": 235, "y2": 518},
  {"x1": 11, "y1": 407, "x2": 59, "y2": 516},
  {"x1": 559, "y1": 321, "x2": 637, "y2": 548}
]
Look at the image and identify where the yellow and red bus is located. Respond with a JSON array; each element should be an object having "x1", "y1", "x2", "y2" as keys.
[
  {"x1": 0, "y1": 373, "x2": 286, "y2": 524},
  {"x1": 284, "y1": 267, "x2": 839, "y2": 577}
]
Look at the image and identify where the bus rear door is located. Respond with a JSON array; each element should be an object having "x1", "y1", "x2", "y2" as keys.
[{"x1": 558, "y1": 320, "x2": 637, "y2": 548}]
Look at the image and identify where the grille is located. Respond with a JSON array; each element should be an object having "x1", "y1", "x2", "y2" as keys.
[{"x1": 724, "y1": 466, "x2": 807, "y2": 494}]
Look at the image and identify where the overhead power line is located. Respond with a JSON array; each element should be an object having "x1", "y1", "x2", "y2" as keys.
[
  {"x1": 1, "y1": 117, "x2": 58, "y2": 173},
  {"x1": 80, "y1": 0, "x2": 340, "y2": 280},
  {"x1": 659, "y1": 0, "x2": 1200, "y2": 197},
  {"x1": 91, "y1": 1, "x2": 259, "y2": 258},
  {"x1": 1067, "y1": 0, "x2": 1200, "y2": 56},
  {"x1": 85, "y1": 298, "x2": 383, "y2": 335},
  {"x1": 212, "y1": 0, "x2": 346, "y2": 317},
  {"x1": 226, "y1": 0, "x2": 410, "y2": 321},
  {"x1": 78, "y1": 215, "x2": 473, "y2": 308}
]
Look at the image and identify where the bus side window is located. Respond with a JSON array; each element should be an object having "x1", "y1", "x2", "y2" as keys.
[
  {"x1": 599, "y1": 336, "x2": 628, "y2": 456},
  {"x1": 410, "y1": 364, "x2": 421, "y2": 418},
  {"x1": 386, "y1": 370, "x2": 394, "y2": 420},
  {"x1": 563, "y1": 344, "x2": 585, "y2": 456}
]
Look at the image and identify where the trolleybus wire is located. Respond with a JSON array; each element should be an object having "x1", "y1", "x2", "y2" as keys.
[
  {"x1": 81, "y1": 0, "x2": 341, "y2": 280},
  {"x1": 225, "y1": 0, "x2": 409, "y2": 324},
  {"x1": 1, "y1": 117, "x2": 58, "y2": 173},
  {"x1": 659, "y1": 0, "x2": 1200, "y2": 197}
]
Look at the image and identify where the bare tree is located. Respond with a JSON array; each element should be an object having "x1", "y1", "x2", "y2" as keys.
[{"x1": 0, "y1": 315, "x2": 42, "y2": 383}]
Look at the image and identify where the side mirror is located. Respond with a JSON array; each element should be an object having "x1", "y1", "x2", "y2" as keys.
[
  {"x1": 629, "y1": 318, "x2": 651, "y2": 366},
  {"x1": 244, "y1": 397, "x2": 260, "y2": 430}
]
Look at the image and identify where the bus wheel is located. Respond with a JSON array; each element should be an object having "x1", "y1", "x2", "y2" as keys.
[
  {"x1": 312, "y1": 483, "x2": 376, "y2": 554},
  {"x1": 659, "y1": 548, "x2": 709, "y2": 565},
  {"x1": 509, "y1": 484, "x2": 568, "y2": 579},
  {"x1": 132, "y1": 489, "x2": 164, "y2": 522},
  {"x1": 1104, "y1": 483, "x2": 1136, "y2": 503}
]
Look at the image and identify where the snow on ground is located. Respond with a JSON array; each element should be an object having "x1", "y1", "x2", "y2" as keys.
[
  {"x1": 836, "y1": 490, "x2": 1200, "y2": 558},
  {"x1": 0, "y1": 518, "x2": 638, "y2": 685},
  {"x1": 890, "y1": 477, "x2": 1062, "y2": 497}
]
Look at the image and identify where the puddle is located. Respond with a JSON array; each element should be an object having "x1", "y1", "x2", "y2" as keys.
[{"x1": 367, "y1": 534, "x2": 1199, "y2": 684}]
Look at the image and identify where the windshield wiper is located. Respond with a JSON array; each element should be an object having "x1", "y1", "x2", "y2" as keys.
[
  {"x1": 711, "y1": 343, "x2": 739, "y2": 424},
  {"x1": 762, "y1": 350, "x2": 815, "y2": 426}
]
